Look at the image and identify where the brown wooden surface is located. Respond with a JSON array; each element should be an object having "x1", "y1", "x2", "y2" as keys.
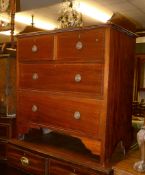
[
  {"x1": 113, "y1": 149, "x2": 145, "y2": 175},
  {"x1": 16, "y1": 25, "x2": 135, "y2": 165},
  {"x1": 7, "y1": 133, "x2": 113, "y2": 174},
  {"x1": 17, "y1": 90, "x2": 103, "y2": 141},
  {"x1": 104, "y1": 26, "x2": 135, "y2": 162},
  {"x1": 18, "y1": 63, "x2": 104, "y2": 97},
  {"x1": 49, "y1": 159, "x2": 102, "y2": 175},
  {"x1": 135, "y1": 54, "x2": 145, "y2": 90},
  {"x1": 0, "y1": 56, "x2": 16, "y2": 115},
  {"x1": 55, "y1": 28, "x2": 105, "y2": 62},
  {"x1": 0, "y1": 117, "x2": 16, "y2": 172},
  {"x1": 7, "y1": 144, "x2": 46, "y2": 175},
  {"x1": 18, "y1": 35, "x2": 54, "y2": 61}
]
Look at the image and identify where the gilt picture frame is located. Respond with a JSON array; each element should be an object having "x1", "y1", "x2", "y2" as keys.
[{"x1": 0, "y1": 0, "x2": 15, "y2": 31}]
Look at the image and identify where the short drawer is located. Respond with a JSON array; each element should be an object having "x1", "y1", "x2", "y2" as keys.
[
  {"x1": 17, "y1": 90, "x2": 103, "y2": 140},
  {"x1": 56, "y1": 28, "x2": 105, "y2": 62},
  {"x1": 18, "y1": 34, "x2": 54, "y2": 61},
  {"x1": 0, "y1": 123, "x2": 11, "y2": 139},
  {"x1": 7, "y1": 144, "x2": 46, "y2": 175},
  {"x1": 49, "y1": 159, "x2": 100, "y2": 175},
  {"x1": 18, "y1": 63, "x2": 104, "y2": 97}
]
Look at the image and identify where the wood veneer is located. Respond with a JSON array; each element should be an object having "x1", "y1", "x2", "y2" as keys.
[{"x1": 16, "y1": 25, "x2": 136, "y2": 165}]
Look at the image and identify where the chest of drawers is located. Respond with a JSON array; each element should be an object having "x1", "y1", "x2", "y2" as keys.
[
  {"x1": 16, "y1": 25, "x2": 135, "y2": 165},
  {"x1": 7, "y1": 133, "x2": 113, "y2": 175}
]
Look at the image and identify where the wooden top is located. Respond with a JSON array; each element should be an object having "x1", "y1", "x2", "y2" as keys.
[
  {"x1": 16, "y1": 24, "x2": 136, "y2": 38},
  {"x1": 8, "y1": 131, "x2": 113, "y2": 174},
  {"x1": 113, "y1": 149, "x2": 145, "y2": 175}
]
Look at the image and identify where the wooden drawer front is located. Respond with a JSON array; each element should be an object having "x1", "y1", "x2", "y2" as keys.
[
  {"x1": 49, "y1": 159, "x2": 100, "y2": 175},
  {"x1": 0, "y1": 141, "x2": 6, "y2": 159},
  {"x1": 18, "y1": 63, "x2": 104, "y2": 97},
  {"x1": 7, "y1": 144, "x2": 46, "y2": 175},
  {"x1": 18, "y1": 35, "x2": 54, "y2": 61},
  {"x1": 56, "y1": 28, "x2": 105, "y2": 61},
  {"x1": 17, "y1": 90, "x2": 103, "y2": 139},
  {"x1": 0, "y1": 123, "x2": 11, "y2": 139}
]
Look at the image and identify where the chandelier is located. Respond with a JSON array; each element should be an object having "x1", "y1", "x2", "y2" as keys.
[{"x1": 57, "y1": 0, "x2": 83, "y2": 29}]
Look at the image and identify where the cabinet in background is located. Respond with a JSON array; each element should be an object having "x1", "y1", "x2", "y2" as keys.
[
  {"x1": 0, "y1": 54, "x2": 16, "y2": 115},
  {"x1": 0, "y1": 117, "x2": 15, "y2": 174},
  {"x1": 135, "y1": 54, "x2": 145, "y2": 90}
]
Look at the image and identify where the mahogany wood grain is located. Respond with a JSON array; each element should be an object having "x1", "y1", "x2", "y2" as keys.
[
  {"x1": 7, "y1": 134, "x2": 113, "y2": 174},
  {"x1": 104, "y1": 27, "x2": 135, "y2": 162},
  {"x1": 49, "y1": 159, "x2": 104, "y2": 175},
  {"x1": 6, "y1": 166, "x2": 29, "y2": 175},
  {"x1": 56, "y1": 28, "x2": 105, "y2": 62},
  {"x1": 17, "y1": 90, "x2": 103, "y2": 141},
  {"x1": 17, "y1": 35, "x2": 54, "y2": 61},
  {"x1": 7, "y1": 144, "x2": 46, "y2": 175},
  {"x1": 16, "y1": 25, "x2": 136, "y2": 165},
  {"x1": 18, "y1": 63, "x2": 104, "y2": 97}
]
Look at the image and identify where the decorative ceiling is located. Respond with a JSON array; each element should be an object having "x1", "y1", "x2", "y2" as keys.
[{"x1": 1, "y1": 0, "x2": 145, "y2": 42}]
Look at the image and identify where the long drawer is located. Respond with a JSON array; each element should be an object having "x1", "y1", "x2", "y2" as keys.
[
  {"x1": 17, "y1": 90, "x2": 103, "y2": 140},
  {"x1": 56, "y1": 28, "x2": 105, "y2": 62},
  {"x1": 6, "y1": 144, "x2": 46, "y2": 175},
  {"x1": 18, "y1": 34, "x2": 54, "y2": 61},
  {"x1": 18, "y1": 63, "x2": 104, "y2": 97},
  {"x1": 49, "y1": 159, "x2": 101, "y2": 175}
]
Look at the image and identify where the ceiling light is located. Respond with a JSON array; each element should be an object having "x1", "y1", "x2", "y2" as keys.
[
  {"x1": 15, "y1": 13, "x2": 56, "y2": 30},
  {"x1": 0, "y1": 30, "x2": 19, "y2": 36},
  {"x1": 77, "y1": 2, "x2": 113, "y2": 23}
]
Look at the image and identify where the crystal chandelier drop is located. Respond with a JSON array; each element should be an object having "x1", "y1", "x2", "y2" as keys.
[{"x1": 57, "y1": 0, "x2": 83, "y2": 29}]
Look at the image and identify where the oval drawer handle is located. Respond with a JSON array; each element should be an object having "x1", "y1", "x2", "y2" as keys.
[
  {"x1": 32, "y1": 105, "x2": 38, "y2": 112},
  {"x1": 20, "y1": 156, "x2": 29, "y2": 167},
  {"x1": 76, "y1": 41, "x2": 83, "y2": 50},
  {"x1": 32, "y1": 45, "x2": 38, "y2": 52},
  {"x1": 74, "y1": 111, "x2": 81, "y2": 120},
  {"x1": 32, "y1": 73, "x2": 39, "y2": 80},
  {"x1": 75, "y1": 74, "x2": 81, "y2": 82}
]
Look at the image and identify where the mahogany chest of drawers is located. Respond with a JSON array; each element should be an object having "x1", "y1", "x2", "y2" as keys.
[
  {"x1": 16, "y1": 25, "x2": 135, "y2": 165},
  {"x1": 7, "y1": 132, "x2": 113, "y2": 175}
]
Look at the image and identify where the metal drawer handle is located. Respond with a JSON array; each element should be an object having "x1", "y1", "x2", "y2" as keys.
[
  {"x1": 75, "y1": 74, "x2": 81, "y2": 82},
  {"x1": 32, "y1": 73, "x2": 39, "y2": 80},
  {"x1": 74, "y1": 111, "x2": 81, "y2": 120},
  {"x1": 32, "y1": 45, "x2": 38, "y2": 52},
  {"x1": 20, "y1": 156, "x2": 29, "y2": 167},
  {"x1": 76, "y1": 41, "x2": 83, "y2": 50},
  {"x1": 32, "y1": 105, "x2": 38, "y2": 112}
]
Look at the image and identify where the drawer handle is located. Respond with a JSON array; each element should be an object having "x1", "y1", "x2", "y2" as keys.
[
  {"x1": 76, "y1": 41, "x2": 83, "y2": 50},
  {"x1": 32, "y1": 105, "x2": 38, "y2": 112},
  {"x1": 74, "y1": 111, "x2": 81, "y2": 120},
  {"x1": 32, "y1": 45, "x2": 38, "y2": 52},
  {"x1": 75, "y1": 74, "x2": 81, "y2": 82},
  {"x1": 32, "y1": 73, "x2": 39, "y2": 80},
  {"x1": 20, "y1": 156, "x2": 29, "y2": 167}
]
